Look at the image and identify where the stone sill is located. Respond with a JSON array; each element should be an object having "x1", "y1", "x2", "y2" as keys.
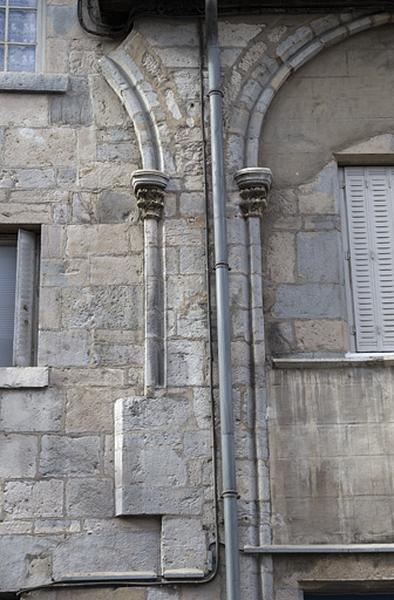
[
  {"x1": 0, "y1": 73, "x2": 69, "y2": 93},
  {"x1": 59, "y1": 571, "x2": 158, "y2": 583},
  {"x1": 244, "y1": 543, "x2": 394, "y2": 554},
  {"x1": 0, "y1": 367, "x2": 49, "y2": 388},
  {"x1": 163, "y1": 568, "x2": 206, "y2": 580},
  {"x1": 272, "y1": 354, "x2": 394, "y2": 369}
]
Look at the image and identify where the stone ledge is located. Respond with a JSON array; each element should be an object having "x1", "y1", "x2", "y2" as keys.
[
  {"x1": 244, "y1": 543, "x2": 394, "y2": 554},
  {"x1": 0, "y1": 367, "x2": 49, "y2": 388},
  {"x1": 163, "y1": 568, "x2": 206, "y2": 579},
  {"x1": 59, "y1": 571, "x2": 158, "y2": 582},
  {"x1": 272, "y1": 354, "x2": 394, "y2": 369},
  {"x1": 0, "y1": 73, "x2": 69, "y2": 93}
]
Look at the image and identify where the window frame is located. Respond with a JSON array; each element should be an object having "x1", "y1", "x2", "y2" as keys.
[
  {"x1": 0, "y1": 233, "x2": 17, "y2": 367},
  {"x1": 339, "y1": 166, "x2": 357, "y2": 353},
  {"x1": 0, "y1": 227, "x2": 40, "y2": 367},
  {"x1": 0, "y1": 0, "x2": 45, "y2": 74}
]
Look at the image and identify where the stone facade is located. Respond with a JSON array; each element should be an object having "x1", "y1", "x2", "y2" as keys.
[{"x1": 2, "y1": 3, "x2": 394, "y2": 600}]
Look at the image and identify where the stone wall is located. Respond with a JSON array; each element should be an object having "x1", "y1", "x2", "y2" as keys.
[
  {"x1": 0, "y1": 2, "x2": 218, "y2": 596},
  {"x1": 2, "y1": 4, "x2": 394, "y2": 600},
  {"x1": 0, "y1": 0, "x2": 154, "y2": 589},
  {"x1": 261, "y1": 24, "x2": 394, "y2": 355}
]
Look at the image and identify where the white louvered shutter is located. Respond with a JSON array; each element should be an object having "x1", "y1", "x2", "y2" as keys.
[
  {"x1": 345, "y1": 166, "x2": 394, "y2": 351},
  {"x1": 13, "y1": 229, "x2": 38, "y2": 366}
]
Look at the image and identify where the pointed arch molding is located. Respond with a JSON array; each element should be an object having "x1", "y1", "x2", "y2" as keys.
[
  {"x1": 230, "y1": 12, "x2": 394, "y2": 170},
  {"x1": 100, "y1": 50, "x2": 164, "y2": 172}
]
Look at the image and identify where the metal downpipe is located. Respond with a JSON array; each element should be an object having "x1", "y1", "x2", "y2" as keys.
[{"x1": 205, "y1": 1, "x2": 241, "y2": 599}]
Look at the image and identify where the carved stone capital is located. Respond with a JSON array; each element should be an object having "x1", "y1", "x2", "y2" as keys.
[
  {"x1": 131, "y1": 169, "x2": 169, "y2": 220},
  {"x1": 234, "y1": 167, "x2": 273, "y2": 218}
]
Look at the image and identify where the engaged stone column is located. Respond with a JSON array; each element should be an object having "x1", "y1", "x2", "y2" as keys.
[
  {"x1": 132, "y1": 169, "x2": 169, "y2": 392},
  {"x1": 235, "y1": 167, "x2": 273, "y2": 554}
]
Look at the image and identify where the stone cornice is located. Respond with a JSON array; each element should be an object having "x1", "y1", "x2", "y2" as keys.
[{"x1": 234, "y1": 167, "x2": 273, "y2": 218}]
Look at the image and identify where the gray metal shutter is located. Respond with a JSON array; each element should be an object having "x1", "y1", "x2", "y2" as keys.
[
  {"x1": 0, "y1": 243, "x2": 17, "y2": 366},
  {"x1": 345, "y1": 166, "x2": 394, "y2": 352},
  {"x1": 12, "y1": 229, "x2": 37, "y2": 366}
]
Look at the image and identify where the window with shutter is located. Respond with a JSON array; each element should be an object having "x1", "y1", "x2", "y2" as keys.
[
  {"x1": 0, "y1": 228, "x2": 39, "y2": 367},
  {"x1": 344, "y1": 166, "x2": 394, "y2": 352}
]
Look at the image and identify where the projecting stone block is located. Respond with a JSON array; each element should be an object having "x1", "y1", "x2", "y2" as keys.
[
  {"x1": 114, "y1": 396, "x2": 211, "y2": 517},
  {"x1": 116, "y1": 485, "x2": 204, "y2": 517}
]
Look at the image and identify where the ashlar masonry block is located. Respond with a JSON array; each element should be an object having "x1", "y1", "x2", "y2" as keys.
[{"x1": 114, "y1": 395, "x2": 212, "y2": 517}]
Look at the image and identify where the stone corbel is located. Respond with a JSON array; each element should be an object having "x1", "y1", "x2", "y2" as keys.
[
  {"x1": 132, "y1": 169, "x2": 169, "y2": 391},
  {"x1": 234, "y1": 167, "x2": 272, "y2": 218},
  {"x1": 131, "y1": 169, "x2": 169, "y2": 221}
]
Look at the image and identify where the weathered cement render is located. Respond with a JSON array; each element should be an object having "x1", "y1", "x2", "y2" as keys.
[
  {"x1": 260, "y1": 17, "x2": 394, "y2": 600},
  {"x1": 3, "y1": 4, "x2": 394, "y2": 600}
]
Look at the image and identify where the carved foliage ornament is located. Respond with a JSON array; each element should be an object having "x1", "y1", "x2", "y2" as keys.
[
  {"x1": 234, "y1": 167, "x2": 273, "y2": 218},
  {"x1": 131, "y1": 169, "x2": 169, "y2": 220},
  {"x1": 135, "y1": 186, "x2": 165, "y2": 220}
]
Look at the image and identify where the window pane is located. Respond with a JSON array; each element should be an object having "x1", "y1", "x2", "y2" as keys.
[
  {"x1": 8, "y1": 10, "x2": 36, "y2": 43},
  {"x1": 0, "y1": 10, "x2": 5, "y2": 41},
  {"x1": 8, "y1": 44, "x2": 35, "y2": 71},
  {"x1": 10, "y1": 0, "x2": 37, "y2": 6},
  {"x1": 0, "y1": 245, "x2": 17, "y2": 367}
]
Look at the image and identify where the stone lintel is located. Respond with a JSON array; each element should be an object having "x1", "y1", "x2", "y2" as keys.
[
  {"x1": 234, "y1": 167, "x2": 273, "y2": 218},
  {"x1": 131, "y1": 169, "x2": 169, "y2": 220}
]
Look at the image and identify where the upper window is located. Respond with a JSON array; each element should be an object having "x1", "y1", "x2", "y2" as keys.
[
  {"x1": 0, "y1": 229, "x2": 39, "y2": 367},
  {"x1": 0, "y1": 0, "x2": 39, "y2": 72},
  {"x1": 343, "y1": 166, "x2": 394, "y2": 352}
]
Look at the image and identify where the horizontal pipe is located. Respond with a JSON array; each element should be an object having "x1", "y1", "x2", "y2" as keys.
[
  {"x1": 244, "y1": 544, "x2": 394, "y2": 554},
  {"x1": 19, "y1": 569, "x2": 215, "y2": 595}
]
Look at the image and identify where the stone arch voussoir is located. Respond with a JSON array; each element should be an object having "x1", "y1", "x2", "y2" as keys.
[
  {"x1": 228, "y1": 12, "x2": 394, "y2": 171},
  {"x1": 100, "y1": 30, "x2": 176, "y2": 174}
]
